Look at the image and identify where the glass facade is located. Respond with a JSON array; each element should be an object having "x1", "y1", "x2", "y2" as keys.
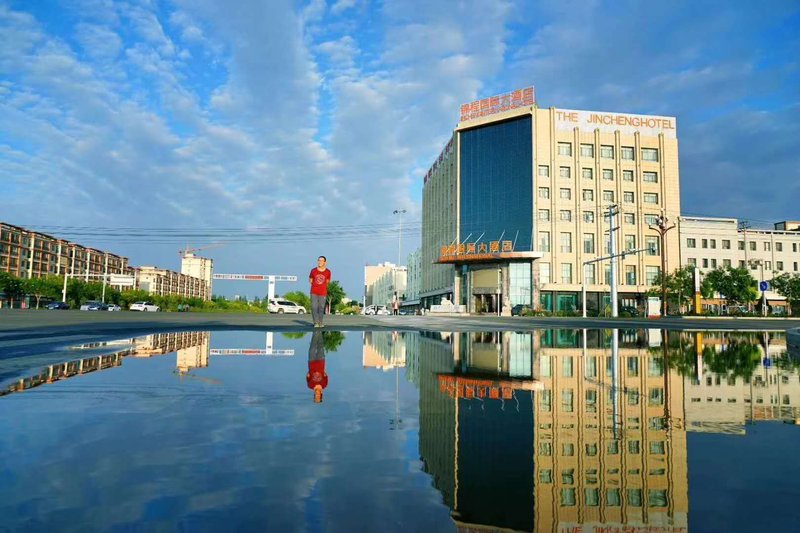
[{"x1": 459, "y1": 116, "x2": 533, "y2": 251}]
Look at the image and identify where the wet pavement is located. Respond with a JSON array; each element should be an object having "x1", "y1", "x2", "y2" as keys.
[{"x1": 1, "y1": 328, "x2": 799, "y2": 531}]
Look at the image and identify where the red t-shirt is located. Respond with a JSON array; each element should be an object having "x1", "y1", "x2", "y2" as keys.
[
  {"x1": 307, "y1": 359, "x2": 328, "y2": 389},
  {"x1": 310, "y1": 267, "x2": 331, "y2": 296}
]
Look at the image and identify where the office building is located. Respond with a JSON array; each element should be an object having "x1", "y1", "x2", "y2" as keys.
[{"x1": 420, "y1": 87, "x2": 681, "y2": 314}]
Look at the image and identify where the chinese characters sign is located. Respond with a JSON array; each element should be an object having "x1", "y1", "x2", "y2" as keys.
[
  {"x1": 459, "y1": 87, "x2": 535, "y2": 123},
  {"x1": 438, "y1": 240, "x2": 515, "y2": 262}
]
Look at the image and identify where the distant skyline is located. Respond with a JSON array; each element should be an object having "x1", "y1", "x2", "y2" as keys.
[{"x1": 1, "y1": 0, "x2": 798, "y2": 298}]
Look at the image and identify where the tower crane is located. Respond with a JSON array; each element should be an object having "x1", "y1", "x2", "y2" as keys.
[{"x1": 179, "y1": 243, "x2": 225, "y2": 258}]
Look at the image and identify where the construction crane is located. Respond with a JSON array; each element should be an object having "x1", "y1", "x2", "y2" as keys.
[{"x1": 179, "y1": 243, "x2": 225, "y2": 258}]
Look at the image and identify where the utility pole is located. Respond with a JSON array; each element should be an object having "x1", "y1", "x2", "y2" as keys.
[
  {"x1": 393, "y1": 209, "x2": 406, "y2": 313},
  {"x1": 739, "y1": 220, "x2": 751, "y2": 264},
  {"x1": 650, "y1": 215, "x2": 676, "y2": 317},
  {"x1": 61, "y1": 246, "x2": 76, "y2": 303},
  {"x1": 606, "y1": 204, "x2": 620, "y2": 318}
]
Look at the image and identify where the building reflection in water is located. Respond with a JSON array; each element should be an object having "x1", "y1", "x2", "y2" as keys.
[{"x1": 407, "y1": 328, "x2": 800, "y2": 532}]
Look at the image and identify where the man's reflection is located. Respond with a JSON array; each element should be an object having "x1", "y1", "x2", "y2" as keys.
[{"x1": 307, "y1": 331, "x2": 328, "y2": 403}]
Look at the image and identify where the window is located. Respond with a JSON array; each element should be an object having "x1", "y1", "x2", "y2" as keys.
[
  {"x1": 628, "y1": 489, "x2": 643, "y2": 507},
  {"x1": 583, "y1": 233, "x2": 595, "y2": 253},
  {"x1": 623, "y1": 191, "x2": 634, "y2": 203},
  {"x1": 539, "y1": 187, "x2": 550, "y2": 199},
  {"x1": 643, "y1": 193, "x2": 658, "y2": 204},
  {"x1": 583, "y1": 211, "x2": 595, "y2": 223},
  {"x1": 558, "y1": 142, "x2": 572, "y2": 156},
  {"x1": 764, "y1": 242, "x2": 771, "y2": 251},
  {"x1": 621, "y1": 146, "x2": 635, "y2": 160},
  {"x1": 641, "y1": 148, "x2": 659, "y2": 162},
  {"x1": 560, "y1": 166, "x2": 571, "y2": 179},
  {"x1": 795, "y1": 262, "x2": 798, "y2": 272},
  {"x1": 622, "y1": 169, "x2": 634, "y2": 182},
  {"x1": 580, "y1": 144, "x2": 594, "y2": 157},
  {"x1": 646, "y1": 266, "x2": 660, "y2": 285},
  {"x1": 540, "y1": 262, "x2": 551, "y2": 283},
  {"x1": 738, "y1": 241, "x2": 745, "y2": 250},
  {"x1": 584, "y1": 263, "x2": 595, "y2": 284},
  {"x1": 560, "y1": 188, "x2": 571, "y2": 200},
  {"x1": 710, "y1": 239, "x2": 717, "y2": 249},
  {"x1": 560, "y1": 210, "x2": 572, "y2": 221},
  {"x1": 644, "y1": 214, "x2": 658, "y2": 225},
  {"x1": 645, "y1": 237, "x2": 658, "y2": 255},
  {"x1": 560, "y1": 233, "x2": 572, "y2": 253},
  {"x1": 538, "y1": 165, "x2": 550, "y2": 177},
  {"x1": 561, "y1": 388, "x2": 574, "y2": 411},
  {"x1": 626, "y1": 265, "x2": 636, "y2": 285},
  {"x1": 723, "y1": 259, "x2": 731, "y2": 267},
  {"x1": 687, "y1": 258, "x2": 696, "y2": 266},
  {"x1": 562, "y1": 356, "x2": 574, "y2": 377},
  {"x1": 643, "y1": 171, "x2": 658, "y2": 183},
  {"x1": 600, "y1": 145, "x2": 614, "y2": 159},
  {"x1": 540, "y1": 232, "x2": 551, "y2": 252},
  {"x1": 624, "y1": 213, "x2": 635, "y2": 225},
  {"x1": 607, "y1": 489, "x2": 621, "y2": 507},
  {"x1": 777, "y1": 242, "x2": 783, "y2": 252},
  {"x1": 539, "y1": 209, "x2": 550, "y2": 221},
  {"x1": 539, "y1": 469, "x2": 553, "y2": 483},
  {"x1": 625, "y1": 234, "x2": 636, "y2": 250},
  {"x1": 582, "y1": 167, "x2": 593, "y2": 180},
  {"x1": 687, "y1": 238, "x2": 696, "y2": 248},
  {"x1": 766, "y1": 260, "x2": 772, "y2": 269},
  {"x1": 702, "y1": 238, "x2": 708, "y2": 248},
  {"x1": 582, "y1": 189, "x2": 594, "y2": 201},
  {"x1": 602, "y1": 190, "x2": 614, "y2": 202},
  {"x1": 750, "y1": 241, "x2": 756, "y2": 251},
  {"x1": 602, "y1": 169, "x2": 613, "y2": 180},
  {"x1": 561, "y1": 488, "x2": 576, "y2": 507}
]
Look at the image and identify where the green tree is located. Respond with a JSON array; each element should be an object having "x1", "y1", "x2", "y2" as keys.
[
  {"x1": 701, "y1": 266, "x2": 758, "y2": 307},
  {"x1": 281, "y1": 332, "x2": 308, "y2": 339},
  {"x1": 326, "y1": 280, "x2": 346, "y2": 309},
  {"x1": 770, "y1": 273, "x2": 800, "y2": 315},
  {"x1": 648, "y1": 266, "x2": 695, "y2": 313},
  {"x1": 22, "y1": 276, "x2": 60, "y2": 308},
  {"x1": 322, "y1": 331, "x2": 345, "y2": 352},
  {"x1": 0, "y1": 272, "x2": 24, "y2": 308},
  {"x1": 282, "y1": 291, "x2": 311, "y2": 311}
]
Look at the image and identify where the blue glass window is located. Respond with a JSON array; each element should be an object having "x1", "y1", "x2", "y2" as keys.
[{"x1": 459, "y1": 116, "x2": 533, "y2": 251}]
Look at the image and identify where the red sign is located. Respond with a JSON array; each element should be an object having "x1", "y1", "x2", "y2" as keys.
[{"x1": 460, "y1": 87, "x2": 535, "y2": 122}]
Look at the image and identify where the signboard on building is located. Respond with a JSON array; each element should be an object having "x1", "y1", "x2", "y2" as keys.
[
  {"x1": 437, "y1": 240, "x2": 541, "y2": 263},
  {"x1": 459, "y1": 87, "x2": 535, "y2": 123},
  {"x1": 555, "y1": 108, "x2": 677, "y2": 139},
  {"x1": 212, "y1": 274, "x2": 297, "y2": 282}
]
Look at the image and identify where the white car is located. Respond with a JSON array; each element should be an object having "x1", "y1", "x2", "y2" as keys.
[
  {"x1": 129, "y1": 301, "x2": 160, "y2": 312},
  {"x1": 364, "y1": 304, "x2": 390, "y2": 315},
  {"x1": 268, "y1": 299, "x2": 306, "y2": 314},
  {"x1": 106, "y1": 304, "x2": 121, "y2": 312}
]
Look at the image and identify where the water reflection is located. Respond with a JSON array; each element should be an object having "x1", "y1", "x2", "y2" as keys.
[{"x1": 1, "y1": 328, "x2": 799, "y2": 531}]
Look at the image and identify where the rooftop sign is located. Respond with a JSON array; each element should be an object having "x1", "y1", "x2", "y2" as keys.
[
  {"x1": 459, "y1": 87, "x2": 535, "y2": 122},
  {"x1": 555, "y1": 108, "x2": 677, "y2": 139}
]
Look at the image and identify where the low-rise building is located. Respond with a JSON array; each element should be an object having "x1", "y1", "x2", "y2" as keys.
[{"x1": 135, "y1": 266, "x2": 210, "y2": 301}]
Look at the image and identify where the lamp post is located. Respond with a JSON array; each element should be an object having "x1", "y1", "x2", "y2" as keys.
[
  {"x1": 749, "y1": 259, "x2": 766, "y2": 317},
  {"x1": 649, "y1": 215, "x2": 676, "y2": 317}
]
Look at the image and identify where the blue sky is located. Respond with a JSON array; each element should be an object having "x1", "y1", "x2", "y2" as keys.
[{"x1": 1, "y1": 0, "x2": 799, "y2": 298}]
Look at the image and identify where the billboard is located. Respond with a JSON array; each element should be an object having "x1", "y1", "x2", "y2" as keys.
[{"x1": 459, "y1": 87, "x2": 535, "y2": 122}]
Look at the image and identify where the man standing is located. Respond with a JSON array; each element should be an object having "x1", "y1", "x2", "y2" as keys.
[{"x1": 309, "y1": 255, "x2": 331, "y2": 327}]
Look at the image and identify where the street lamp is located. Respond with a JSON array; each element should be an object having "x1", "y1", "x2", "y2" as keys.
[{"x1": 649, "y1": 215, "x2": 676, "y2": 317}]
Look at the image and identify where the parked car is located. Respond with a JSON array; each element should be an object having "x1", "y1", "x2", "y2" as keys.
[
  {"x1": 268, "y1": 299, "x2": 306, "y2": 314},
  {"x1": 363, "y1": 304, "x2": 390, "y2": 315},
  {"x1": 80, "y1": 301, "x2": 106, "y2": 311},
  {"x1": 619, "y1": 305, "x2": 639, "y2": 317},
  {"x1": 46, "y1": 301, "x2": 70, "y2": 310},
  {"x1": 511, "y1": 304, "x2": 530, "y2": 316},
  {"x1": 129, "y1": 301, "x2": 160, "y2": 312},
  {"x1": 106, "y1": 304, "x2": 121, "y2": 312}
]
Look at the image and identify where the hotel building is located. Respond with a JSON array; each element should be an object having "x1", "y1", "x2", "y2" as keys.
[{"x1": 420, "y1": 87, "x2": 680, "y2": 314}]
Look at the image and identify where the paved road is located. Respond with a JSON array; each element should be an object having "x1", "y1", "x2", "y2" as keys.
[{"x1": 2, "y1": 309, "x2": 799, "y2": 348}]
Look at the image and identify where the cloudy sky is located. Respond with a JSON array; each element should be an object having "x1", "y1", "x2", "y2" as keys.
[{"x1": 1, "y1": 0, "x2": 798, "y2": 298}]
